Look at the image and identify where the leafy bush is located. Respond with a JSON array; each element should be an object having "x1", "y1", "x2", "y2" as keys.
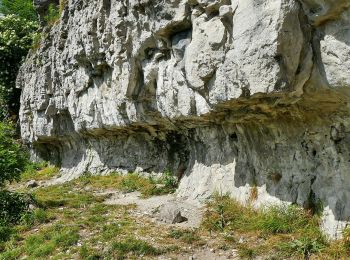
[
  {"x1": 44, "y1": 3, "x2": 60, "y2": 26},
  {"x1": 0, "y1": 15, "x2": 38, "y2": 119},
  {"x1": 44, "y1": 0, "x2": 69, "y2": 27},
  {"x1": 0, "y1": 0, "x2": 38, "y2": 22},
  {"x1": 0, "y1": 122, "x2": 29, "y2": 186},
  {"x1": 0, "y1": 225, "x2": 14, "y2": 243},
  {"x1": 0, "y1": 190, "x2": 33, "y2": 224}
]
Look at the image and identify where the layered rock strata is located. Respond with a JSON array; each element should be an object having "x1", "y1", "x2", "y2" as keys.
[{"x1": 18, "y1": 0, "x2": 350, "y2": 237}]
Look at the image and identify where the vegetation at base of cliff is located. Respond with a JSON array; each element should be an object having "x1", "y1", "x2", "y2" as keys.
[
  {"x1": 202, "y1": 193, "x2": 350, "y2": 259},
  {"x1": 0, "y1": 122, "x2": 35, "y2": 252},
  {"x1": 0, "y1": 175, "x2": 191, "y2": 259},
  {"x1": 0, "y1": 122, "x2": 29, "y2": 185},
  {"x1": 1, "y1": 170, "x2": 350, "y2": 259},
  {"x1": 0, "y1": 15, "x2": 38, "y2": 120},
  {"x1": 21, "y1": 163, "x2": 59, "y2": 182},
  {"x1": 65, "y1": 171, "x2": 179, "y2": 198}
]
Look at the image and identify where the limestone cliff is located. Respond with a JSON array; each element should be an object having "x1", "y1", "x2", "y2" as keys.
[{"x1": 18, "y1": 0, "x2": 350, "y2": 238}]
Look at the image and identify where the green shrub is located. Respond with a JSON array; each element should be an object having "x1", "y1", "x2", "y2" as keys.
[
  {"x1": 0, "y1": 225, "x2": 14, "y2": 243},
  {"x1": 0, "y1": 122, "x2": 29, "y2": 186},
  {"x1": 0, "y1": 0, "x2": 38, "y2": 22},
  {"x1": 0, "y1": 191, "x2": 33, "y2": 224},
  {"x1": 0, "y1": 16, "x2": 38, "y2": 119},
  {"x1": 44, "y1": 4, "x2": 60, "y2": 26}
]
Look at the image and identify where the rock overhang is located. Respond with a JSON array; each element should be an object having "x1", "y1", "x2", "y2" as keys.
[{"x1": 17, "y1": 0, "x2": 350, "y2": 238}]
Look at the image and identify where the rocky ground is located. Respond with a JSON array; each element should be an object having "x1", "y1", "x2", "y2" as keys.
[
  {"x1": 3, "y1": 168, "x2": 240, "y2": 259},
  {"x1": 3, "y1": 166, "x2": 350, "y2": 259}
]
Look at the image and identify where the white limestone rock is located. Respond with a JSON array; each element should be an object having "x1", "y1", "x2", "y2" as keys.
[{"x1": 17, "y1": 0, "x2": 350, "y2": 238}]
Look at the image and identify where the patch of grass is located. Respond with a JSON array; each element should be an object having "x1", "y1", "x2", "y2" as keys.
[
  {"x1": 0, "y1": 173, "x2": 180, "y2": 259},
  {"x1": 33, "y1": 184, "x2": 106, "y2": 208},
  {"x1": 0, "y1": 247, "x2": 22, "y2": 260},
  {"x1": 101, "y1": 223, "x2": 123, "y2": 241},
  {"x1": 21, "y1": 163, "x2": 59, "y2": 182},
  {"x1": 256, "y1": 204, "x2": 314, "y2": 234},
  {"x1": 279, "y1": 236, "x2": 326, "y2": 258},
  {"x1": 23, "y1": 224, "x2": 80, "y2": 257},
  {"x1": 343, "y1": 226, "x2": 350, "y2": 251},
  {"x1": 202, "y1": 193, "x2": 331, "y2": 259},
  {"x1": 168, "y1": 229, "x2": 200, "y2": 244},
  {"x1": 237, "y1": 244, "x2": 257, "y2": 259},
  {"x1": 202, "y1": 193, "x2": 256, "y2": 232},
  {"x1": 25, "y1": 233, "x2": 55, "y2": 257},
  {"x1": 79, "y1": 244, "x2": 101, "y2": 260},
  {"x1": 119, "y1": 174, "x2": 150, "y2": 193},
  {"x1": 111, "y1": 237, "x2": 162, "y2": 258},
  {"x1": 21, "y1": 208, "x2": 51, "y2": 227},
  {"x1": 31, "y1": 31, "x2": 42, "y2": 50},
  {"x1": 75, "y1": 172, "x2": 178, "y2": 198}
]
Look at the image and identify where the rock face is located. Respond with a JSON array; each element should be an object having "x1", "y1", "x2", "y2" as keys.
[{"x1": 18, "y1": 0, "x2": 350, "y2": 238}]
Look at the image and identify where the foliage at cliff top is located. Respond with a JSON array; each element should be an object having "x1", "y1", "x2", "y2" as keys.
[
  {"x1": 0, "y1": 0, "x2": 38, "y2": 22},
  {"x1": 0, "y1": 15, "x2": 38, "y2": 120},
  {"x1": 0, "y1": 122, "x2": 29, "y2": 187}
]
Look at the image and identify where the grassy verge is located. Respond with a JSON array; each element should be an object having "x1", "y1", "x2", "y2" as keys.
[
  {"x1": 202, "y1": 193, "x2": 350, "y2": 259},
  {"x1": 21, "y1": 162, "x2": 60, "y2": 182},
  {"x1": 76, "y1": 171, "x2": 178, "y2": 198},
  {"x1": 3, "y1": 170, "x2": 350, "y2": 259},
  {"x1": 0, "y1": 172, "x2": 185, "y2": 259}
]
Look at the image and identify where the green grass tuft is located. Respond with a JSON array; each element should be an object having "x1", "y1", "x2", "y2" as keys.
[
  {"x1": 112, "y1": 237, "x2": 162, "y2": 258},
  {"x1": 21, "y1": 164, "x2": 59, "y2": 182},
  {"x1": 168, "y1": 229, "x2": 200, "y2": 244}
]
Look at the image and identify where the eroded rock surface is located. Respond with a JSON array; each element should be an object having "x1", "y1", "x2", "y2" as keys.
[{"x1": 18, "y1": 0, "x2": 350, "y2": 238}]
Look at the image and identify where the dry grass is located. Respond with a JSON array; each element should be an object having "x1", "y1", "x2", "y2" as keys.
[{"x1": 202, "y1": 193, "x2": 350, "y2": 259}]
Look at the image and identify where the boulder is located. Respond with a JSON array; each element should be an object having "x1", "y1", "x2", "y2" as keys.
[{"x1": 158, "y1": 203, "x2": 188, "y2": 224}]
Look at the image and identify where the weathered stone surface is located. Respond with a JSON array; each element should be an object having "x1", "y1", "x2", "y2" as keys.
[
  {"x1": 18, "y1": 0, "x2": 350, "y2": 238},
  {"x1": 26, "y1": 180, "x2": 39, "y2": 188},
  {"x1": 157, "y1": 202, "x2": 187, "y2": 224}
]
